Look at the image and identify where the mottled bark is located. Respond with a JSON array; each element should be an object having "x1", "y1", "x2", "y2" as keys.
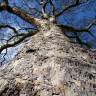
[
  {"x1": 0, "y1": 2, "x2": 40, "y2": 26},
  {"x1": 0, "y1": 23, "x2": 96, "y2": 96}
]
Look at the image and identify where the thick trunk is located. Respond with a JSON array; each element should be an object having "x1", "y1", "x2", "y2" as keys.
[{"x1": 0, "y1": 23, "x2": 95, "y2": 96}]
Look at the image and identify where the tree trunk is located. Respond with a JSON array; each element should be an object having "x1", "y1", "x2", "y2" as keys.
[{"x1": 0, "y1": 23, "x2": 95, "y2": 96}]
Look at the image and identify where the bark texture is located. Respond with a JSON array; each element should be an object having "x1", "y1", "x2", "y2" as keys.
[{"x1": 0, "y1": 24, "x2": 96, "y2": 96}]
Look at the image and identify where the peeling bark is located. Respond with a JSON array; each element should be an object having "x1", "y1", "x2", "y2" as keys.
[{"x1": 0, "y1": 24, "x2": 96, "y2": 96}]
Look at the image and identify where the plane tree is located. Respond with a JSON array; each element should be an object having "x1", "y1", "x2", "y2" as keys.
[{"x1": 0, "y1": 0, "x2": 96, "y2": 96}]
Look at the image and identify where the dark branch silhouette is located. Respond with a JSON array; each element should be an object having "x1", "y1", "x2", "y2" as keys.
[
  {"x1": 0, "y1": 30, "x2": 38, "y2": 54},
  {"x1": 0, "y1": 0, "x2": 96, "y2": 63}
]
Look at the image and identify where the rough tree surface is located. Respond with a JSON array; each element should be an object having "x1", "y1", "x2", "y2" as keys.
[{"x1": 0, "y1": 24, "x2": 96, "y2": 96}]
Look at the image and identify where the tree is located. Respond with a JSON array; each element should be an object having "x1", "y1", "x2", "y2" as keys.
[
  {"x1": 0, "y1": 0, "x2": 96, "y2": 96},
  {"x1": 0, "y1": 0, "x2": 96, "y2": 54}
]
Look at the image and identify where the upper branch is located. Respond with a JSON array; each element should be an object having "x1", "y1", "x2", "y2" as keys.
[
  {"x1": 0, "y1": 2, "x2": 40, "y2": 26},
  {"x1": 58, "y1": 20, "x2": 96, "y2": 32},
  {"x1": 0, "y1": 24, "x2": 18, "y2": 34},
  {"x1": 49, "y1": 0, "x2": 56, "y2": 15},
  {"x1": 0, "y1": 30, "x2": 38, "y2": 54},
  {"x1": 3, "y1": 0, "x2": 8, "y2": 5},
  {"x1": 55, "y1": 0, "x2": 81, "y2": 17},
  {"x1": 38, "y1": 0, "x2": 49, "y2": 19},
  {"x1": 58, "y1": 20, "x2": 96, "y2": 40},
  {"x1": 58, "y1": 24, "x2": 89, "y2": 32}
]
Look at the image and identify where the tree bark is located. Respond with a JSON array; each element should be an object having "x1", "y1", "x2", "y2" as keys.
[
  {"x1": 0, "y1": 3, "x2": 40, "y2": 26},
  {"x1": 0, "y1": 23, "x2": 95, "y2": 96}
]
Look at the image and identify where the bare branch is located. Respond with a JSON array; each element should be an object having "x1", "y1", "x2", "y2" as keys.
[
  {"x1": 58, "y1": 19, "x2": 96, "y2": 48},
  {"x1": 0, "y1": 3, "x2": 40, "y2": 26},
  {"x1": 58, "y1": 20, "x2": 96, "y2": 41},
  {"x1": 0, "y1": 48, "x2": 7, "y2": 65},
  {"x1": 37, "y1": 0, "x2": 49, "y2": 19},
  {"x1": 58, "y1": 20, "x2": 96, "y2": 32},
  {"x1": 0, "y1": 24, "x2": 18, "y2": 34},
  {"x1": 0, "y1": 30, "x2": 38, "y2": 54},
  {"x1": 58, "y1": 24, "x2": 89, "y2": 32},
  {"x1": 49, "y1": 0, "x2": 56, "y2": 15},
  {"x1": 55, "y1": 0, "x2": 82, "y2": 17},
  {"x1": 3, "y1": 0, "x2": 8, "y2": 5},
  {"x1": 76, "y1": 0, "x2": 80, "y2": 5},
  {"x1": 16, "y1": 0, "x2": 42, "y2": 17}
]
